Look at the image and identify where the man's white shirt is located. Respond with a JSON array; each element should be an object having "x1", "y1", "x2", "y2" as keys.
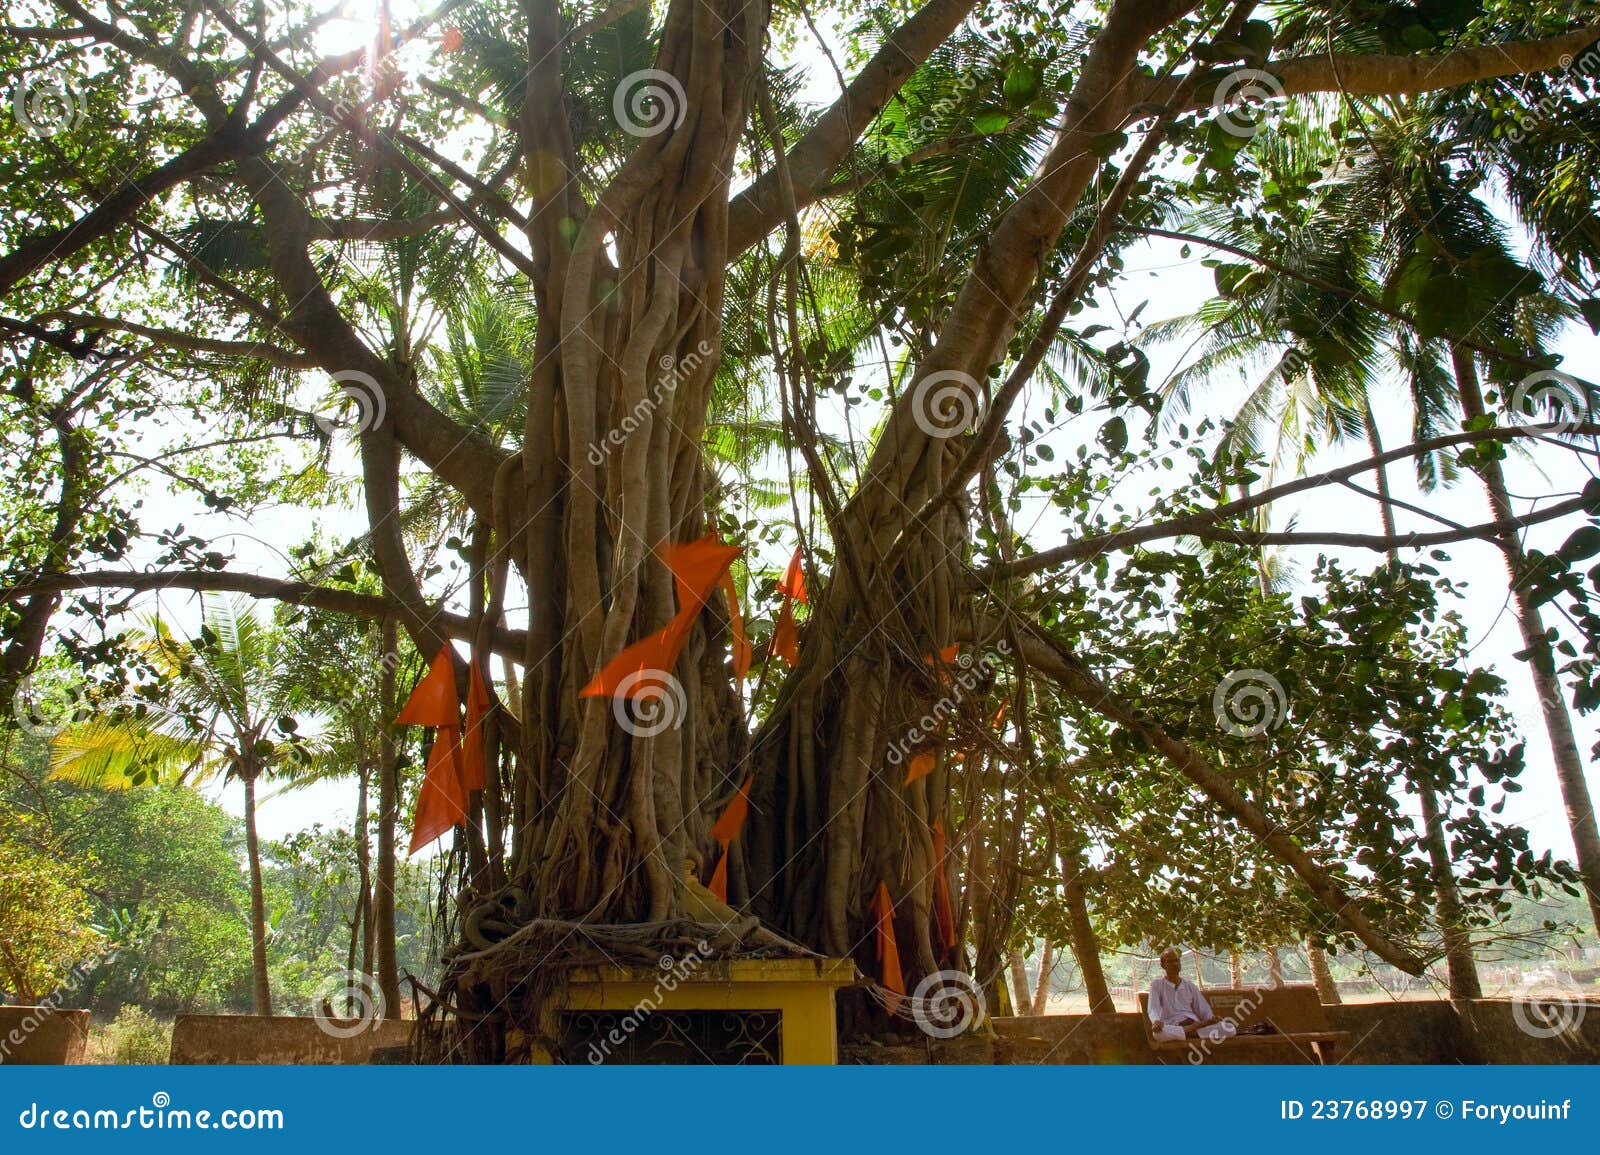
[{"x1": 1148, "y1": 977, "x2": 1212, "y2": 1026}]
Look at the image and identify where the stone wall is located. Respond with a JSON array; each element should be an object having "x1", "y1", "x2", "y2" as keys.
[
  {"x1": 0, "y1": 1008, "x2": 89, "y2": 1064},
  {"x1": 993, "y1": 998, "x2": 1600, "y2": 1064},
  {"x1": 169, "y1": 1015, "x2": 413, "y2": 1065}
]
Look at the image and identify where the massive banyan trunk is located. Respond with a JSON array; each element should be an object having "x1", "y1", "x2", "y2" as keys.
[{"x1": 480, "y1": 0, "x2": 770, "y2": 926}]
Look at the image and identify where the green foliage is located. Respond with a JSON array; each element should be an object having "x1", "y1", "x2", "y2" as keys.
[
  {"x1": 0, "y1": 811, "x2": 103, "y2": 1003},
  {"x1": 104, "y1": 1005, "x2": 171, "y2": 1065}
]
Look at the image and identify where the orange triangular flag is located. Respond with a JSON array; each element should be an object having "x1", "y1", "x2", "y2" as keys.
[
  {"x1": 771, "y1": 598, "x2": 799, "y2": 665},
  {"x1": 903, "y1": 748, "x2": 937, "y2": 786},
  {"x1": 778, "y1": 545, "x2": 808, "y2": 604},
  {"x1": 578, "y1": 607, "x2": 695, "y2": 698},
  {"x1": 409, "y1": 728, "x2": 468, "y2": 853},
  {"x1": 705, "y1": 776, "x2": 752, "y2": 902},
  {"x1": 581, "y1": 536, "x2": 743, "y2": 700},
  {"x1": 710, "y1": 776, "x2": 752, "y2": 844},
  {"x1": 661, "y1": 534, "x2": 742, "y2": 616},
  {"x1": 931, "y1": 819, "x2": 957, "y2": 952},
  {"x1": 395, "y1": 648, "x2": 460, "y2": 728},
  {"x1": 708, "y1": 854, "x2": 730, "y2": 903},
  {"x1": 459, "y1": 659, "x2": 492, "y2": 792},
  {"x1": 871, "y1": 882, "x2": 905, "y2": 1008},
  {"x1": 721, "y1": 572, "x2": 751, "y2": 686}
]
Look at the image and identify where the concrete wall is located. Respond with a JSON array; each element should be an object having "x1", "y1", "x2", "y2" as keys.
[
  {"x1": 0, "y1": 1008, "x2": 89, "y2": 1064},
  {"x1": 995, "y1": 998, "x2": 1600, "y2": 1064},
  {"x1": 169, "y1": 1015, "x2": 413, "y2": 1065}
]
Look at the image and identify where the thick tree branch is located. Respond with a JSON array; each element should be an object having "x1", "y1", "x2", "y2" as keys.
[
  {"x1": 726, "y1": 0, "x2": 980, "y2": 256},
  {"x1": 978, "y1": 423, "x2": 1600, "y2": 583},
  {"x1": 0, "y1": 569, "x2": 526, "y2": 657},
  {"x1": 1149, "y1": 25, "x2": 1600, "y2": 108}
]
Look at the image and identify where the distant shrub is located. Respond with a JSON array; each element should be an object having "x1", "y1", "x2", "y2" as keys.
[{"x1": 106, "y1": 1006, "x2": 169, "y2": 1064}]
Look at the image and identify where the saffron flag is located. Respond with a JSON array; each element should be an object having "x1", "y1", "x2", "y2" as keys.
[
  {"x1": 395, "y1": 648, "x2": 459, "y2": 728},
  {"x1": 770, "y1": 599, "x2": 799, "y2": 666},
  {"x1": 903, "y1": 748, "x2": 937, "y2": 786},
  {"x1": 778, "y1": 545, "x2": 808, "y2": 604},
  {"x1": 931, "y1": 819, "x2": 957, "y2": 952},
  {"x1": 769, "y1": 544, "x2": 808, "y2": 666},
  {"x1": 394, "y1": 647, "x2": 470, "y2": 854},
  {"x1": 580, "y1": 535, "x2": 742, "y2": 700},
  {"x1": 706, "y1": 776, "x2": 752, "y2": 902},
  {"x1": 409, "y1": 730, "x2": 468, "y2": 854},
  {"x1": 871, "y1": 882, "x2": 905, "y2": 1009}
]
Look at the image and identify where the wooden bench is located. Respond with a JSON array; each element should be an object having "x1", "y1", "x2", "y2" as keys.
[{"x1": 1137, "y1": 984, "x2": 1349, "y2": 1064}]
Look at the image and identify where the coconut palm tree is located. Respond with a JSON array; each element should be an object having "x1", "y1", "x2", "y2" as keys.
[
  {"x1": 50, "y1": 595, "x2": 322, "y2": 1014},
  {"x1": 1140, "y1": 101, "x2": 1600, "y2": 985}
]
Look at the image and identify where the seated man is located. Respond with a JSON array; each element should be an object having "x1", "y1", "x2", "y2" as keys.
[{"x1": 1148, "y1": 947, "x2": 1236, "y2": 1043}]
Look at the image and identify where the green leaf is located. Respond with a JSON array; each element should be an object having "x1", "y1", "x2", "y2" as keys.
[{"x1": 972, "y1": 108, "x2": 1010, "y2": 134}]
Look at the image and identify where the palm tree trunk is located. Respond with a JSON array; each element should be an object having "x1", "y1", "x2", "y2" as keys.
[
  {"x1": 1307, "y1": 940, "x2": 1340, "y2": 1003},
  {"x1": 1450, "y1": 346, "x2": 1600, "y2": 938},
  {"x1": 1030, "y1": 939, "x2": 1054, "y2": 1016},
  {"x1": 354, "y1": 759, "x2": 375, "y2": 982},
  {"x1": 242, "y1": 770, "x2": 272, "y2": 1016},
  {"x1": 1059, "y1": 846, "x2": 1115, "y2": 1013},
  {"x1": 375, "y1": 617, "x2": 401, "y2": 1010},
  {"x1": 1007, "y1": 949, "x2": 1032, "y2": 1016},
  {"x1": 1363, "y1": 401, "x2": 1483, "y2": 995}
]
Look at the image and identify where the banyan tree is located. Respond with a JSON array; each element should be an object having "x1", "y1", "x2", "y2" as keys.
[{"x1": 4, "y1": 0, "x2": 1600, "y2": 1057}]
